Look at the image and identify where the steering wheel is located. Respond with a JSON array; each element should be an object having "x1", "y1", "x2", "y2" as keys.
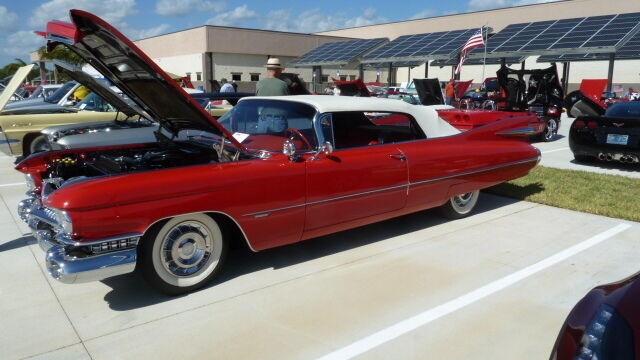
[{"x1": 284, "y1": 128, "x2": 312, "y2": 150}]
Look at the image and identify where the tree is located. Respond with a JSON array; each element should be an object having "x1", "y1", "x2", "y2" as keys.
[
  {"x1": 37, "y1": 46, "x2": 84, "y2": 65},
  {"x1": 0, "y1": 58, "x2": 39, "y2": 83}
]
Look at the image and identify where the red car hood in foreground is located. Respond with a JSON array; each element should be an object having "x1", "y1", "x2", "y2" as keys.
[
  {"x1": 551, "y1": 272, "x2": 640, "y2": 359},
  {"x1": 44, "y1": 10, "x2": 242, "y2": 148}
]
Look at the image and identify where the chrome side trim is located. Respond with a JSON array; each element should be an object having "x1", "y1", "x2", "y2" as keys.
[
  {"x1": 411, "y1": 156, "x2": 540, "y2": 186},
  {"x1": 243, "y1": 157, "x2": 540, "y2": 217},
  {"x1": 243, "y1": 182, "x2": 409, "y2": 217},
  {"x1": 496, "y1": 127, "x2": 537, "y2": 136}
]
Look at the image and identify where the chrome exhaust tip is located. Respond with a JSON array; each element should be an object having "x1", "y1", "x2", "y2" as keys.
[
  {"x1": 598, "y1": 153, "x2": 606, "y2": 161},
  {"x1": 605, "y1": 154, "x2": 613, "y2": 161}
]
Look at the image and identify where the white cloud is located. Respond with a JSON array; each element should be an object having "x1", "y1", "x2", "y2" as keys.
[
  {"x1": 0, "y1": 6, "x2": 19, "y2": 33},
  {"x1": 468, "y1": 0, "x2": 560, "y2": 11},
  {"x1": 206, "y1": 5, "x2": 259, "y2": 26},
  {"x1": 156, "y1": 0, "x2": 226, "y2": 17},
  {"x1": 122, "y1": 23, "x2": 171, "y2": 40},
  {"x1": 29, "y1": 0, "x2": 137, "y2": 28},
  {"x1": 263, "y1": 8, "x2": 388, "y2": 33},
  {"x1": 409, "y1": 9, "x2": 436, "y2": 20},
  {"x1": 2, "y1": 30, "x2": 45, "y2": 58}
]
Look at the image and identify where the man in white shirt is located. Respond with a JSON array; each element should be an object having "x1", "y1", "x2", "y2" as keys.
[{"x1": 220, "y1": 78, "x2": 235, "y2": 92}]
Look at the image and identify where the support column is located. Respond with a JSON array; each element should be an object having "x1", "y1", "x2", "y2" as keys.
[
  {"x1": 607, "y1": 53, "x2": 615, "y2": 92},
  {"x1": 358, "y1": 63, "x2": 364, "y2": 80},
  {"x1": 202, "y1": 52, "x2": 214, "y2": 92},
  {"x1": 561, "y1": 62, "x2": 570, "y2": 94},
  {"x1": 424, "y1": 61, "x2": 429, "y2": 78},
  {"x1": 39, "y1": 61, "x2": 46, "y2": 84}
]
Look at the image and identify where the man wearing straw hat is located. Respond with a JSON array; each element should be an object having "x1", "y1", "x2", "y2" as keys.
[{"x1": 256, "y1": 58, "x2": 290, "y2": 96}]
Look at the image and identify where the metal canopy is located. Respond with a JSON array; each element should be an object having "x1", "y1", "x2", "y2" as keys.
[
  {"x1": 361, "y1": 28, "x2": 489, "y2": 63},
  {"x1": 362, "y1": 60, "x2": 425, "y2": 68},
  {"x1": 469, "y1": 12, "x2": 640, "y2": 59},
  {"x1": 292, "y1": 38, "x2": 388, "y2": 67},
  {"x1": 431, "y1": 56, "x2": 525, "y2": 67},
  {"x1": 537, "y1": 30, "x2": 640, "y2": 62}
]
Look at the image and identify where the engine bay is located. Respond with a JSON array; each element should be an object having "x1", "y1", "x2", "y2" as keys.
[{"x1": 46, "y1": 141, "x2": 244, "y2": 182}]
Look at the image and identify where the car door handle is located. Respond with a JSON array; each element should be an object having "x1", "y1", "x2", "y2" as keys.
[{"x1": 389, "y1": 153, "x2": 406, "y2": 161}]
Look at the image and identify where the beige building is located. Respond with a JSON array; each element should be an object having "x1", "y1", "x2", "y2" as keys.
[
  {"x1": 31, "y1": 0, "x2": 640, "y2": 91},
  {"x1": 133, "y1": 26, "x2": 388, "y2": 92},
  {"x1": 316, "y1": 0, "x2": 640, "y2": 90}
]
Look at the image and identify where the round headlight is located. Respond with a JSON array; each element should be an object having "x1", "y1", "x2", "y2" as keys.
[
  {"x1": 52, "y1": 208, "x2": 73, "y2": 235},
  {"x1": 24, "y1": 174, "x2": 36, "y2": 192}
]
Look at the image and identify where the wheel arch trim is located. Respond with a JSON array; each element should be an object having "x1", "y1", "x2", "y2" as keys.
[{"x1": 141, "y1": 210, "x2": 257, "y2": 252}]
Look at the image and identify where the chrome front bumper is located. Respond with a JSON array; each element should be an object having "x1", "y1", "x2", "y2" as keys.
[{"x1": 21, "y1": 198, "x2": 140, "y2": 284}]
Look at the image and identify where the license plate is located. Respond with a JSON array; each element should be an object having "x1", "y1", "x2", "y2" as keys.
[{"x1": 606, "y1": 134, "x2": 628, "y2": 145}]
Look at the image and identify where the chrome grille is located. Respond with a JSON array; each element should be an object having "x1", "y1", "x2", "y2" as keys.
[{"x1": 89, "y1": 237, "x2": 139, "y2": 254}]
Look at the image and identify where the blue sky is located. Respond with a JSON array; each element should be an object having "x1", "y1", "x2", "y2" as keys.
[{"x1": 0, "y1": 0, "x2": 559, "y2": 67}]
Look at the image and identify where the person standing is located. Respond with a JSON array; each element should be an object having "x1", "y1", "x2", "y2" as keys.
[
  {"x1": 445, "y1": 78, "x2": 456, "y2": 105},
  {"x1": 256, "y1": 58, "x2": 289, "y2": 96},
  {"x1": 220, "y1": 78, "x2": 235, "y2": 92}
]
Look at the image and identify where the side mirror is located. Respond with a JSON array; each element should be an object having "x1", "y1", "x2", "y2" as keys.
[
  {"x1": 311, "y1": 141, "x2": 333, "y2": 161},
  {"x1": 283, "y1": 139, "x2": 297, "y2": 161}
]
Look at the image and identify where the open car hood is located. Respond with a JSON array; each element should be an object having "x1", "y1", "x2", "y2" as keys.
[
  {"x1": 53, "y1": 60, "x2": 141, "y2": 117},
  {"x1": 413, "y1": 78, "x2": 444, "y2": 105},
  {"x1": 0, "y1": 64, "x2": 35, "y2": 112},
  {"x1": 44, "y1": 11, "x2": 242, "y2": 148}
]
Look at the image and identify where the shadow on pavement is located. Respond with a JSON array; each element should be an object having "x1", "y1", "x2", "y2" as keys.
[
  {"x1": 569, "y1": 158, "x2": 640, "y2": 173},
  {"x1": 0, "y1": 235, "x2": 35, "y2": 253},
  {"x1": 101, "y1": 194, "x2": 523, "y2": 311},
  {"x1": 486, "y1": 182, "x2": 544, "y2": 200}
]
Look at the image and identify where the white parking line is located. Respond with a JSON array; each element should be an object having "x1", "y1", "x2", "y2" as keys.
[
  {"x1": 316, "y1": 223, "x2": 631, "y2": 360},
  {"x1": 0, "y1": 182, "x2": 25, "y2": 188},
  {"x1": 541, "y1": 147, "x2": 570, "y2": 154}
]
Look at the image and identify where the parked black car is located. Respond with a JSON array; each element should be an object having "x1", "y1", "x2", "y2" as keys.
[{"x1": 569, "y1": 101, "x2": 640, "y2": 164}]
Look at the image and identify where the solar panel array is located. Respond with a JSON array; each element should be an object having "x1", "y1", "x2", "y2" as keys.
[
  {"x1": 431, "y1": 56, "x2": 525, "y2": 66},
  {"x1": 362, "y1": 28, "x2": 482, "y2": 62},
  {"x1": 537, "y1": 29, "x2": 640, "y2": 62},
  {"x1": 480, "y1": 12, "x2": 640, "y2": 57},
  {"x1": 293, "y1": 38, "x2": 388, "y2": 65}
]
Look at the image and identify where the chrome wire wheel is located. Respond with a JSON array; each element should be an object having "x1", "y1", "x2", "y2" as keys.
[
  {"x1": 439, "y1": 190, "x2": 480, "y2": 219},
  {"x1": 544, "y1": 118, "x2": 558, "y2": 142},
  {"x1": 147, "y1": 214, "x2": 225, "y2": 292}
]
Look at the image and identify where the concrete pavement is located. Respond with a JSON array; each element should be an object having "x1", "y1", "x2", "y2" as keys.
[{"x1": 0, "y1": 152, "x2": 639, "y2": 360}]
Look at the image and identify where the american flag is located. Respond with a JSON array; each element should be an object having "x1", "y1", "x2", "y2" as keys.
[{"x1": 455, "y1": 28, "x2": 486, "y2": 74}]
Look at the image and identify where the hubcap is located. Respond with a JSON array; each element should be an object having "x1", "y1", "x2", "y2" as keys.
[
  {"x1": 545, "y1": 119, "x2": 557, "y2": 140},
  {"x1": 452, "y1": 192, "x2": 473, "y2": 208},
  {"x1": 160, "y1": 221, "x2": 213, "y2": 277}
]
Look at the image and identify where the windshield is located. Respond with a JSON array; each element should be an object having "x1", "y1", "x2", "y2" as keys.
[
  {"x1": 46, "y1": 82, "x2": 77, "y2": 104},
  {"x1": 75, "y1": 92, "x2": 117, "y2": 112},
  {"x1": 605, "y1": 102, "x2": 640, "y2": 119},
  {"x1": 28, "y1": 86, "x2": 43, "y2": 98},
  {"x1": 217, "y1": 99, "x2": 317, "y2": 152}
]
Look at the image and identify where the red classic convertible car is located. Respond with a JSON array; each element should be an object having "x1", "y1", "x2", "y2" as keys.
[{"x1": 17, "y1": 10, "x2": 540, "y2": 294}]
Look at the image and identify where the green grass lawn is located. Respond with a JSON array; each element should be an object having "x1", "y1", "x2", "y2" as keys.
[{"x1": 485, "y1": 166, "x2": 640, "y2": 222}]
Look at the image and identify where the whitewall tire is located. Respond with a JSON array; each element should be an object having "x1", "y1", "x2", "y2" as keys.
[{"x1": 439, "y1": 190, "x2": 480, "y2": 219}]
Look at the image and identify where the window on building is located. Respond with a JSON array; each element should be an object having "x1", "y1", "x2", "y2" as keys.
[
  {"x1": 321, "y1": 75, "x2": 329, "y2": 83},
  {"x1": 250, "y1": 74, "x2": 260, "y2": 81},
  {"x1": 185, "y1": 72, "x2": 192, "y2": 80},
  {"x1": 349, "y1": 75, "x2": 356, "y2": 81},
  {"x1": 196, "y1": 72, "x2": 202, "y2": 81},
  {"x1": 339, "y1": 75, "x2": 347, "y2": 81},
  {"x1": 232, "y1": 73, "x2": 242, "y2": 81}
]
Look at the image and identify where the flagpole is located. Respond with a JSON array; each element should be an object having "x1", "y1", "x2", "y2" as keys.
[{"x1": 482, "y1": 26, "x2": 488, "y2": 84}]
